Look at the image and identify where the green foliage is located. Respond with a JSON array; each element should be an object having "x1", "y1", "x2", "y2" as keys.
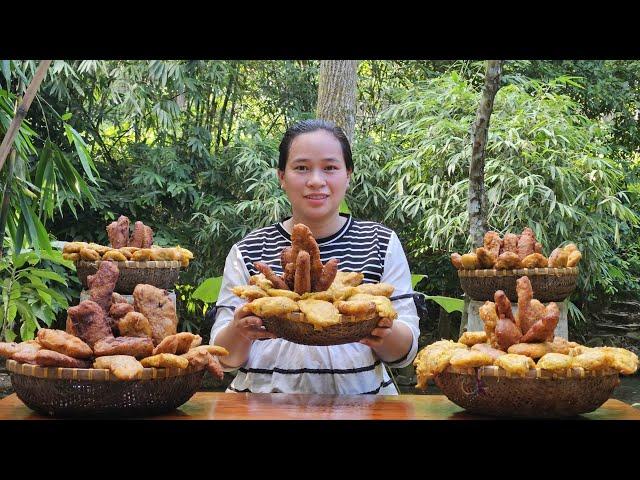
[
  {"x1": 424, "y1": 295, "x2": 464, "y2": 314},
  {"x1": 0, "y1": 246, "x2": 79, "y2": 341},
  {"x1": 175, "y1": 283, "x2": 209, "y2": 334},
  {"x1": 192, "y1": 276, "x2": 223, "y2": 304},
  {"x1": 376, "y1": 73, "x2": 638, "y2": 300},
  {"x1": 1, "y1": 62, "x2": 98, "y2": 255},
  {"x1": 503, "y1": 60, "x2": 640, "y2": 159},
  {"x1": 3, "y1": 59, "x2": 638, "y2": 340}
]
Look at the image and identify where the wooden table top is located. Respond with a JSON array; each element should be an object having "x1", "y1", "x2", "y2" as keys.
[{"x1": 1, "y1": 392, "x2": 639, "y2": 420}]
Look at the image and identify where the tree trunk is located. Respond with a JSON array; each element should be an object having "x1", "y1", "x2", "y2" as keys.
[
  {"x1": 316, "y1": 60, "x2": 359, "y2": 143},
  {"x1": 468, "y1": 60, "x2": 502, "y2": 248},
  {"x1": 0, "y1": 60, "x2": 52, "y2": 173},
  {"x1": 437, "y1": 307, "x2": 451, "y2": 340},
  {"x1": 215, "y1": 63, "x2": 237, "y2": 154},
  {"x1": 0, "y1": 149, "x2": 16, "y2": 258}
]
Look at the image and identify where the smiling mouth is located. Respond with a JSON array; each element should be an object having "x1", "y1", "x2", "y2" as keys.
[{"x1": 305, "y1": 194, "x2": 329, "y2": 200}]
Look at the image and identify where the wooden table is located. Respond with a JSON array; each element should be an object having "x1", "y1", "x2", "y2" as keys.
[{"x1": 0, "y1": 392, "x2": 639, "y2": 420}]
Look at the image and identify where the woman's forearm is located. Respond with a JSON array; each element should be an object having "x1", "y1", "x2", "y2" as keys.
[
  {"x1": 371, "y1": 321, "x2": 414, "y2": 363},
  {"x1": 213, "y1": 323, "x2": 253, "y2": 369}
]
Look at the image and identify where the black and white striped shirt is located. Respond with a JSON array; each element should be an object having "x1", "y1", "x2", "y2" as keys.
[{"x1": 211, "y1": 214, "x2": 420, "y2": 395}]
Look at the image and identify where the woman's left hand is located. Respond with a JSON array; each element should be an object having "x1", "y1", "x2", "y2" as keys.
[{"x1": 358, "y1": 317, "x2": 394, "y2": 348}]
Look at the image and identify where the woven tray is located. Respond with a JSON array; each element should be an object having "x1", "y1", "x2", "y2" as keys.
[
  {"x1": 6, "y1": 359, "x2": 203, "y2": 417},
  {"x1": 458, "y1": 267, "x2": 578, "y2": 302},
  {"x1": 434, "y1": 364, "x2": 619, "y2": 418},
  {"x1": 262, "y1": 312, "x2": 381, "y2": 346},
  {"x1": 76, "y1": 260, "x2": 181, "y2": 294}
]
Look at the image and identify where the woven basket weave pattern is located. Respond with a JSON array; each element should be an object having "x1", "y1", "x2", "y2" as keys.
[
  {"x1": 7, "y1": 360, "x2": 203, "y2": 417},
  {"x1": 262, "y1": 314, "x2": 380, "y2": 346},
  {"x1": 434, "y1": 366, "x2": 619, "y2": 418},
  {"x1": 458, "y1": 267, "x2": 578, "y2": 302},
  {"x1": 76, "y1": 260, "x2": 181, "y2": 294}
]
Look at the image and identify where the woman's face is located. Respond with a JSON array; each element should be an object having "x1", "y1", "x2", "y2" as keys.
[{"x1": 278, "y1": 130, "x2": 351, "y2": 223}]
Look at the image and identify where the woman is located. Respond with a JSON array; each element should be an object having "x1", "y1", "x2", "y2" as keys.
[{"x1": 211, "y1": 119, "x2": 419, "y2": 394}]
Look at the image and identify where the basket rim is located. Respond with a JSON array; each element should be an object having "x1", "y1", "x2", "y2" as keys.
[
  {"x1": 444, "y1": 364, "x2": 618, "y2": 379},
  {"x1": 76, "y1": 260, "x2": 181, "y2": 269},
  {"x1": 458, "y1": 267, "x2": 578, "y2": 278},
  {"x1": 6, "y1": 359, "x2": 202, "y2": 382},
  {"x1": 285, "y1": 311, "x2": 380, "y2": 325}
]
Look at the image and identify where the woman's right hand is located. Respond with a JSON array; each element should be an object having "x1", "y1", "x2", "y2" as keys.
[{"x1": 230, "y1": 304, "x2": 278, "y2": 341}]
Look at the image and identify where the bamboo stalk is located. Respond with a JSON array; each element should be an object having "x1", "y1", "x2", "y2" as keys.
[
  {"x1": 0, "y1": 148, "x2": 16, "y2": 258},
  {"x1": 468, "y1": 60, "x2": 502, "y2": 248},
  {"x1": 0, "y1": 60, "x2": 52, "y2": 173}
]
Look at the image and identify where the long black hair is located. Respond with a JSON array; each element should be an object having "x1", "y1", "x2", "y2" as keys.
[{"x1": 278, "y1": 119, "x2": 354, "y2": 171}]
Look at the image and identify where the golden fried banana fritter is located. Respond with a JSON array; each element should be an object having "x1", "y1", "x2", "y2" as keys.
[
  {"x1": 571, "y1": 350, "x2": 610, "y2": 371},
  {"x1": 94, "y1": 355, "x2": 144, "y2": 380},
  {"x1": 494, "y1": 353, "x2": 536, "y2": 376},
  {"x1": 471, "y1": 343, "x2": 507, "y2": 360},
  {"x1": 517, "y1": 227, "x2": 537, "y2": 260},
  {"x1": 458, "y1": 331, "x2": 488, "y2": 347},
  {"x1": 231, "y1": 285, "x2": 268, "y2": 300},
  {"x1": 245, "y1": 296, "x2": 300, "y2": 318},
  {"x1": 297, "y1": 299, "x2": 341, "y2": 329},
  {"x1": 0, "y1": 342, "x2": 19, "y2": 359},
  {"x1": 117, "y1": 312, "x2": 152, "y2": 338},
  {"x1": 133, "y1": 284, "x2": 178, "y2": 346},
  {"x1": 450, "y1": 253, "x2": 463, "y2": 270},
  {"x1": 449, "y1": 349, "x2": 494, "y2": 368},
  {"x1": 536, "y1": 353, "x2": 573, "y2": 371},
  {"x1": 63, "y1": 241, "x2": 88, "y2": 254},
  {"x1": 502, "y1": 233, "x2": 519, "y2": 255},
  {"x1": 332, "y1": 271, "x2": 364, "y2": 287},
  {"x1": 93, "y1": 336, "x2": 154, "y2": 359},
  {"x1": 520, "y1": 253, "x2": 548, "y2": 269},
  {"x1": 109, "y1": 302, "x2": 135, "y2": 320},
  {"x1": 249, "y1": 273, "x2": 273, "y2": 291},
  {"x1": 140, "y1": 353, "x2": 189, "y2": 369},
  {"x1": 152, "y1": 332, "x2": 199, "y2": 355},
  {"x1": 460, "y1": 253, "x2": 479, "y2": 270},
  {"x1": 507, "y1": 342, "x2": 551, "y2": 359},
  {"x1": 293, "y1": 250, "x2": 312, "y2": 295},
  {"x1": 102, "y1": 250, "x2": 128, "y2": 262},
  {"x1": 348, "y1": 294, "x2": 397, "y2": 319},
  {"x1": 79, "y1": 247, "x2": 101, "y2": 261},
  {"x1": 36, "y1": 328, "x2": 93, "y2": 359},
  {"x1": 476, "y1": 247, "x2": 497, "y2": 269},
  {"x1": 567, "y1": 250, "x2": 582, "y2": 267},
  {"x1": 494, "y1": 251, "x2": 521, "y2": 270},
  {"x1": 478, "y1": 301, "x2": 499, "y2": 348},
  {"x1": 483, "y1": 231, "x2": 502, "y2": 258},
  {"x1": 334, "y1": 300, "x2": 377, "y2": 318},
  {"x1": 597, "y1": 347, "x2": 639, "y2": 375},
  {"x1": 34, "y1": 349, "x2": 91, "y2": 368},
  {"x1": 131, "y1": 249, "x2": 153, "y2": 261},
  {"x1": 353, "y1": 283, "x2": 395, "y2": 297},
  {"x1": 548, "y1": 248, "x2": 569, "y2": 268}
]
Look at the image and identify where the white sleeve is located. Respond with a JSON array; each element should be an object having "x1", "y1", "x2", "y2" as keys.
[
  {"x1": 209, "y1": 244, "x2": 250, "y2": 346},
  {"x1": 380, "y1": 231, "x2": 420, "y2": 369}
]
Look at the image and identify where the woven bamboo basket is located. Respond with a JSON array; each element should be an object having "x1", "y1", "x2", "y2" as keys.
[
  {"x1": 262, "y1": 312, "x2": 381, "y2": 346},
  {"x1": 458, "y1": 267, "x2": 578, "y2": 302},
  {"x1": 434, "y1": 364, "x2": 619, "y2": 418},
  {"x1": 76, "y1": 260, "x2": 181, "y2": 294},
  {"x1": 6, "y1": 359, "x2": 204, "y2": 418}
]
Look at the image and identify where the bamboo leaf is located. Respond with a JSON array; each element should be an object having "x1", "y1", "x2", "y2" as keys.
[
  {"x1": 2, "y1": 60, "x2": 10, "y2": 85},
  {"x1": 192, "y1": 276, "x2": 222, "y2": 303},
  {"x1": 411, "y1": 274, "x2": 426, "y2": 288},
  {"x1": 63, "y1": 123, "x2": 99, "y2": 185},
  {"x1": 29, "y1": 269, "x2": 67, "y2": 284},
  {"x1": 424, "y1": 295, "x2": 465, "y2": 314}
]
